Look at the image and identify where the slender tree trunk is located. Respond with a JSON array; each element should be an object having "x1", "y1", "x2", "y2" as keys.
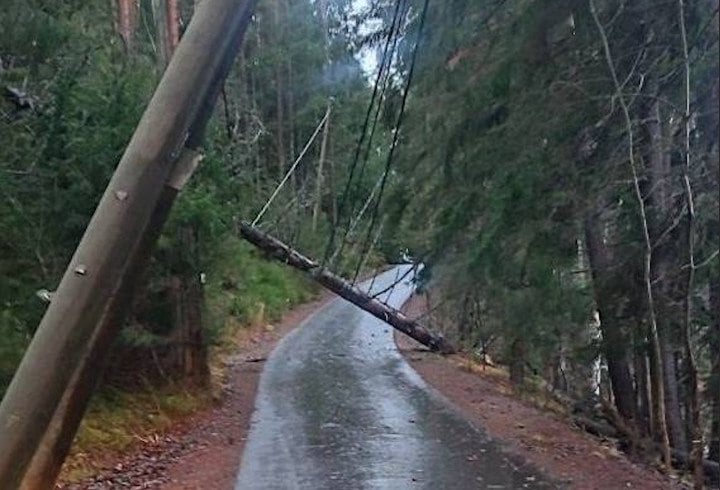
[
  {"x1": 273, "y1": 0, "x2": 286, "y2": 174},
  {"x1": 509, "y1": 338, "x2": 526, "y2": 386},
  {"x1": 583, "y1": 213, "x2": 637, "y2": 422},
  {"x1": 589, "y1": 1, "x2": 672, "y2": 465},
  {"x1": 275, "y1": 67, "x2": 285, "y2": 174},
  {"x1": 676, "y1": 3, "x2": 703, "y2": 484},
  {"x1": 658, "y1": 337, "x2": 687, "y2": 450},
  {"x1": 166, "y1": 0, "x2": 181, "y2": 54},
  {"x1": 312, "y1": 103, "x2": 332, "y2": 231},
  {"x1": 249, "y1": 55, "x2": 262, "y2": 193},
  {"x1": 634, "y1": 332, "x2": 651, "y2": 436},
  {"x1": 152, "y1": 0, "x2": 181, "y2": 68},
  {"x1": 151, "y1": 0, "x2": 169, "y2": 68},
  {"x1": 710, "y1": 276, "x2": 720, "y2": 463},
  {"x1": 168, "y1": 225, "x2": 208, "y2": 383},
  {"x1": 115, "y1": 0, "x2": 136, "y2": 50},
  {"x1": 644, "y1": 97, "x2": 688, "y2": 452}
]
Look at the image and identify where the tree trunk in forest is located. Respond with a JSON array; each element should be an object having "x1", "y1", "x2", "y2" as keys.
[
  {"x1": 275, "y1": 66, "x2": 286, "y2": 173},
  {"x1": 273, "y1": 0, "x2": 286, "y2": 174},
  {"x1": 238, "y1": 222, "x2": 455, "y2": 354},
  {"x1": 167, "y1": 225, "x2": 209, "y2": 383},
  {"x1": 634, "y1": 334, "x2": 652, "y2": 436},
  {"x1": 644, "y1": 98, "x2": 688, "y2": 452},
  {"x1": 583, "y1": 213, "x2": 637, "y2": 423},
  {"x1": 286, "y1": 56, "x2": 296, "y2": 166},
  {"x1": 659, "y1": 337, "x2": 687, "y2": 450},
  {"x1": 676, "y1": 6, "x2": 703, "y2": 482},
  {"x1": 313, "y1": 103, "x2": 331, "y2": 231},
  {"x1": 509, "y1": 338, "x2": 526, "y2": 385},
  {"x1": 115, "y1": 0, "x2": 136, "y2": 50},
  {"x1": 166, "y1": 0, "x2": 181, "y2": 55},
  {"x1": 151, "y1": 0, "x2": 169, "y2": 68},
  {"x1": 710, "y1": 276, "x2": 720, "y2": 463},
  {"x1": 152, "y1": 0, "x2": 181, "y2": 69}
]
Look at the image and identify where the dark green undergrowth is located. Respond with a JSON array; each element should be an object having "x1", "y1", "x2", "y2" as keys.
[{"x1": 204, "y1": 236, "x2": 318, "y2": 342}]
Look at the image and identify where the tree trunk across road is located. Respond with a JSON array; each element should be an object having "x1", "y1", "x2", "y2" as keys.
[{"x1": 238, "y1": 222, "x2": 455, "y2": 354}]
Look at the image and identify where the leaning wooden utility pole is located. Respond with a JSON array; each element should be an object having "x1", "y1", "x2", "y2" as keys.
[
  {"x1": 19, "y1": 5, "x2": 256, "y2": 488},
  {"x1": 0, "y1": 2, "x2": 256, "y2": 488},
  {"x1": 239, "y1": 222, "x2": 455, "y2": 354}
]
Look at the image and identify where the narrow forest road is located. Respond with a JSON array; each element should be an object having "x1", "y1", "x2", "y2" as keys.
[{"x1": 235, "y1": 266, "x2": 554, "y2": 489}]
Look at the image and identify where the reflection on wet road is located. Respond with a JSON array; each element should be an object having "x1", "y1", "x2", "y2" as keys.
[{"x1": 235, "y1": 267, "x2": 556, "y2": 489}]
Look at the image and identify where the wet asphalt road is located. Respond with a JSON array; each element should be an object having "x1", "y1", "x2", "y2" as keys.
[{"x1": 235, "y1": 266, "x2": 556, "y2": 489}]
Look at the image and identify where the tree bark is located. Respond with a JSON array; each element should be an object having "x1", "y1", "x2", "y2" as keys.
[
  {"x1": 644, "y1": 98, "x2": 687, "y2": 451},
  {"x1": 168, "y1": 225, "x2": 209, "y2": 382},
  {"x1": 710, "y1": 275, "x2": 720, "y2": 463},
  {"x1": 151, "y1": 0, "x2": 169, "y2": 68},
  {"x1": 238, "y1": 222, "x2": 455, "y2": 354},
  {"x1": 312, "y1": 103, "x2": 331, "y2": 231},
  {"x1": 509, "y1": 338, "x2": 526, "y2": 385},
  {"x1": 583, "y1": 213, "x2": 637, "y2": 422},
  {"x1": 115, "y1": 0, "x2": 136, "y2": 51},
  {"x1": 273, "y1": 0, "x2": 286, "y2": 174},
  {"x1": 633, "y1": 332, "x2": 652, "y2": 436},
  {"x1": 166, "y1": 0, "x2": 181, "y2": 55}
]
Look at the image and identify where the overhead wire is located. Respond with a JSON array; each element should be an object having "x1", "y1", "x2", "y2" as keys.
[
  {"x1": 251, "y1": 107, "x2": 331, "y2": 227},
  {"x1": 351, "y1": 0, "x2": 431, "y2": 284},
  {"x1": 331, "y1": 2, "x2": 409, "y2": 270},
  {"x1": 321, "y1": 0, "x2": 406, "y2": 267}
]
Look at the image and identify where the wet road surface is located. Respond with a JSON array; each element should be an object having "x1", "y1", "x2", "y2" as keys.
[{"x1": 235, "y1": 267, "x2": 556, "y2": 489}]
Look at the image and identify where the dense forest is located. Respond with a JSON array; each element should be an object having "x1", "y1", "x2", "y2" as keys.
[
  {"x1": 0, "y1": 0, "x2": 384, "y2": 388},
  {"x1": 385, "y1": 0, "x2": 720, "y2": 482},
  {"x1": 0, "y1": 0, "x2": 718, "y2": 486}
]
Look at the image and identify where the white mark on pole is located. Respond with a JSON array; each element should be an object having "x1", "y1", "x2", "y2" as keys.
[
  {"x1": 115, "y1": 190, "x2": 128, "y2": 201},
  {"x1": 5, "y1": 414, "x2": 20, "y2": 428},
  {"x1": 74, "y1": 265, "x2": 88, "y2": 276}
]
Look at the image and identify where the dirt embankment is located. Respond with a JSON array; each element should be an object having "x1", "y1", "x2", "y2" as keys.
[
  {"x1": 397, "y1": 294, "x2": 683, "y2": 490},
  {"x1": 59, "y1": 292, "x2": 332, "y2": 490}
]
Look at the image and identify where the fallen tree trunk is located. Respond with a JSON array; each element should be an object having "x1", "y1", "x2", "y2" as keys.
[{"x1": 239, "y1": 222, "x2": 455, "y2": 354}]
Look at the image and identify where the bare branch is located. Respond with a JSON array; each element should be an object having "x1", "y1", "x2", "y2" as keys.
[{"x1": 589, "y1": 0, "x2": 672, "y2": 469}]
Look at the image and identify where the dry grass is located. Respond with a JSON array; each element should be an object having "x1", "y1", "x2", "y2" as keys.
[{"x1": 61, "y1": 386, "x2": 207, "y2": 482}]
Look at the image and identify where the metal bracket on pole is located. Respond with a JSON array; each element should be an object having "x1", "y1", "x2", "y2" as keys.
[{"x1": 167, "y1": 149, "x2": 204, "y2": 191}]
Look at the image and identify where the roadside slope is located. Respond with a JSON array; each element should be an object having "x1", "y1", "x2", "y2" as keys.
[
  {"x1": 397, "y1": 295, "x2": 680, "y2": 490},
  {"x1": 59, "y1": 292, "x2": 332, "y2": 490}
]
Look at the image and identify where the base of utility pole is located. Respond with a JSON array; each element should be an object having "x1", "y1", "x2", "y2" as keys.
[{"x1": 238, "y1": 222, "x2": 455, "y2": 355}]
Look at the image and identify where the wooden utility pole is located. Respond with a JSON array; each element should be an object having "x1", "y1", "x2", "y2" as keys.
[
  {"x1": 239, "y1": 222, "x2": 455, "y2": 354},
  {"x1": 0, "y1": 2, "x2": 257, "y2": 488}
]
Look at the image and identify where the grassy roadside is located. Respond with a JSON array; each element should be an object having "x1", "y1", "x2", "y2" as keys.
[{"x1": 60, "y1": 236, "x2": 318, "y2": 483}]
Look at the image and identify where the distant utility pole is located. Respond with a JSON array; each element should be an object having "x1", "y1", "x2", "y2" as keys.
[{"x1": 0, "y1": 1, "x2": 257, "y2": 488}]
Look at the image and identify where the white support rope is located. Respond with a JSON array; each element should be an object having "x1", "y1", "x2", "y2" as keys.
[{"x1": 252, "y1": 107, "x2": 331, "y2": 226}]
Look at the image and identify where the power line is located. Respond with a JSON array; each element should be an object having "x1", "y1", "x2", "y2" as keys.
[
  {"x1": 252, "y1": 106, "x2": 331, "y2": 227},
  {"x1": 332, "y1": 3, "x2": 409, "y2": 267},
  {"x1": 321, "y1": 0, "x2": 406, "y2": 267},
  {"x1": 352, "y1": 0, "x2": 431, "y2": 283}
]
